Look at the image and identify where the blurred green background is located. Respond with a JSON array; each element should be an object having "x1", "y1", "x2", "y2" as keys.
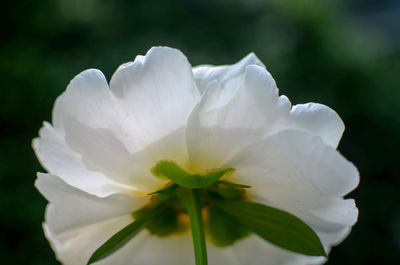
[{"x1": 1, "y1": 0, "x2": 399, "y2": 264}]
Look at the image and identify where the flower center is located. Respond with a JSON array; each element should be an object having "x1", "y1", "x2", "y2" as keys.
[{"x1": 132, "y1": 160, "x2": 252, "y2": 247}]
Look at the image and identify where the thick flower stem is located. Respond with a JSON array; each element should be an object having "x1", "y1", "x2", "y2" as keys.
[{"x1": 183, "y1": 188, "x2": 208, "y2": 265}]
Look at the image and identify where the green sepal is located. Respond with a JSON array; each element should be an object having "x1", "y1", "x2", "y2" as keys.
[
  {"x1": 216, "y1": 180, "x2": 250, "y2": 188},
  {"x1": 87, "y1": 204, "x2": 165, "y2": 265},
  {"x1": 211, "y1": 200, "x2": 327, "y2": 257},
  {"x1": 132, "y1": 204, "x2": 186, "y2": 237},
  {"x1": 207, "y1": 205, "x2": 251, "y2": 247},
  {"x1": 216, "y1": 184, "x2": 244, "y2": 200},
  {"x1": 151, "y1": 160, "x2": 234, "y2": 188},
  {"x1": 148, "y1": 183, "x2": 178, "y2": 200}
]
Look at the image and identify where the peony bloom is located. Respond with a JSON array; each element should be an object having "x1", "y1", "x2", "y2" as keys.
[{"x1": 33, "y1": 47, "x2": 359, "y2": 265}]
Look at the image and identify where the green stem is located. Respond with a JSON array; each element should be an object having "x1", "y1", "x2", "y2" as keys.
[{"x1": 183, "y1": 188, "x2": 208, "y2": 265}]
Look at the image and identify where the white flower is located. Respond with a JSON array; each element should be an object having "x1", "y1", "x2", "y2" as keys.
[{"x1": 33, "y1": 46, "x2": 359, "y2": 265}]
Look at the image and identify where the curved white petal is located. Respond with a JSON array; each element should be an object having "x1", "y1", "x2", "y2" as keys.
[
  {"x1": 226, "y1": 130, "x2": 359, "y2": 196},
  {"x1": 60, "y1": 114, "x2": 170, "y2": 192},
  {"x1": 120, "y1": 233, "x2": 194, "y2": 265},
  {"x1": 44, "y1": 68, "x2": 163, "y2": 195},
  {"x1": 53, "y1": 69, "x2": 135, "y2": 151},
  {"x1": 54, "y1": 69, "x2": 116, "y2": 130},
  {"x1": 231, "y1": 235, "x2": 326, "y2": 265},
  {"x1": 193, "y1": 52, "x2": 265, "y2": 94},
  {"x1": 109, "y1": 46, "x2": 200, "y2": 153},
  {"x1": 47, "y1": 222, "x2": 251, "y2": 265},
  {"x1": 288, "y1": 103, "x2": 344, "y2": 149},
  {"x1": 39, "y1": 48, "x2": 202, "y2": 194},
  {"x1": 187, "y1": 63, "x2": 346, "y2": 171},
  {"x1": 128, "y1": 235, "x2": 243, "y2": 265},
  {"x1": 44, "y1": 214, "x2": 135, "y2": 265},
  {"x1": 186, "y1": 65, "x2": 288, "y2": 171},
  {"x1": 224, "y1": 130, "x2": 359, "y2": 253},
  {"x1": 33, "y1": 123, "x2": 135, "y2": 197},
  {"x1": 38, "y1": 173, "x2": 149, "y2": 265},
  {"x1": 207, "y1": 243, "x2": 243, "y2": 265},
  {"x1": 36, "y1": 173, "x2": 147, "y2": 234}
]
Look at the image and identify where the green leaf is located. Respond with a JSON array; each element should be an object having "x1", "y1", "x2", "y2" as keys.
[
  {"x1": 182, "y1": 188, "x2": 208, "y2": 265},
  {"x1": 87, "y1": 204, "x2": 164, "y2": 265},
  {"x1": 132, "y1": 204, "x2": 186, "y2": 237},
  {"x1": 207, "y1": 205, "x2": 251, "y2": 247},
  {"x1": 215, "y1": 182, "x2": 245, "y2": 200},
  {"x1": 151, "y1": 160, "x2": 234, "y2": 188},
  {"x1": 211, "y1": 200, "x2": 326, "y2": 257},
  {"x1": 216, "y1": 180, "x2": 250, "y2": 188},
  {"x1": 148, "y1": 183, "x2": 178, "y2": 200}
]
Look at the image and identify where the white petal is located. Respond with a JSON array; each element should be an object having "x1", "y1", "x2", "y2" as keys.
[
  {"x1": 53, "y1": 69, "x2": 134, "y2": 148},
  {"x1": 186, "y1": 65, "x2": 288, "y2": 171},
  {"x1": 44, "y1": 214, "x2": 135, "y2": 265},
  {"x1": 122, "y1": 233, "x2": 194, "y2": 265},
  {"x1": 193, "y1": 52, "x2": 265, "y2": 94},
  {"x1": 207, "y1": 243, "x2": 243, "y2": 265},
  {"x1": 231, "y1": 235, "x2": 326, "y2": 265},
  {"x1": 62, "y1": 115, "x2": 136, "y2": 182},
  {"x1": 63, "y1": 113, "x2": 188, "y2": 191},
  {"x1": 288, "y1": 103, "x2": 344, "y2": 148},
  {"x1": 36, "y1": 173, "x2": 147, "y2": 234},
  {"x1": 38, "y1": 173, "x2": 153, "y2": 265},
  {"x1": 226, "y1": 129, "x2": 359, "y2": 196},
  {"x1": 33, "y1": 123, "x2": 134, "y2": 197},
  {"x1": 45, "y1": 209, "x2": 194, "y2": 265},
  {"x1": 126, "y1": 234, "x2": 243, "y2": 265},
  {"x1": 109, "y1": 46, "x2": 200, "y2": 152},
  {"x1": 55, "y1": 69, "x2": 115, "y2": 129},
  {"x1": 44, "y1": 52, "x2": 198, "y2": 193},
  {"x1": 125, "y1": 233, "x2": 243, "y2": 265},
  {"x1": 187, "y1": 60, "x2": 344, "y2": 171},
  {"x1": 238, "y1": 66, "x2": 345, "y2": 148},
  {"x1": 224, "y1": 130, "x2": 359, "y2": 250}
]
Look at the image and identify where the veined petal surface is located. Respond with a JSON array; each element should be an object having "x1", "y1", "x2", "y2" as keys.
[
  {"x1": 35, "y1": 173, "x2": 147, "y2": 235},
  {"x1": 109, "y1": 46, "x2": 200, "y2": 152},
  {"x1": 33, "y1": 123, "x2": 134, "y2": 197},
  {"x1": 193, "y1": 53, "x2": 265, "y2": 94}
]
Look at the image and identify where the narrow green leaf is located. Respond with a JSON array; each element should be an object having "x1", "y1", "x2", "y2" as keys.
[
  {"x1": 87, "y1": 204, "x2": 164, "y2": 265},
  {"x1": 211, "y1": 200, "x2": 326, "y2": 257},
  {"x1": 216, "y1": 180, "x2": 251, "y2": 188},
  {"x1": 217, "y1": 185, "x2": 243, "y2": 200},
  {"x1": 151, "y1": 160, "x2": 234, "y2": 188},
  {"x1": 182, "y1": 188, "x2": 208, "y2": 265}
]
